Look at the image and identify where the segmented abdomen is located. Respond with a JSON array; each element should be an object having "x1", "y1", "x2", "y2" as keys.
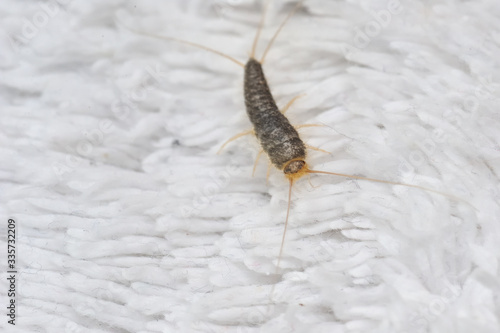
[{"x1": 244, "y1": 58, "x2": 306, "y2": 170}]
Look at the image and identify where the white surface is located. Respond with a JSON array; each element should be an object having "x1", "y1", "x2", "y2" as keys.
[{"x1": 1, "y1": 0, "x2": 499, "y2": 332}]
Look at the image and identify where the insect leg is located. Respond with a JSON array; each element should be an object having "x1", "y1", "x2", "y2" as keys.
[
  {"x1": 296, "y1": 124, "x2": 326, "y2": 130},
  {"x1": 252, "y1": 150, "x2": 265, "y2": 177},
  {"x1": 307, "y1": 173, "x2": 320, "y2": 189},
  {"x1": 305, "y1": 144, "x2": 331, "y2": 155},
  {"x1": 217, "y1": 129, "x2": 255, "y2": 154},
  {"x1": 266, "y1": 161, "x2": 273, "y2": 184},
  {"x1": 280, "y1": 93, "x2": 306, "y2": 114}
]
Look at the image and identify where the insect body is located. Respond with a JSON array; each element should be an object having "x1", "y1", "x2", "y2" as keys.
[
  {"x1": 119, "y1": 0, "x2": 470, "y2": 305},
  {"x1": 244, "y1": 58, "x2": 307, "y2": 179}
]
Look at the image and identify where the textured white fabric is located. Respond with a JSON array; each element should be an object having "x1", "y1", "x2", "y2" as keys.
[{"x1": 1, "y1": 0, "x2": 499, "y2": 332}]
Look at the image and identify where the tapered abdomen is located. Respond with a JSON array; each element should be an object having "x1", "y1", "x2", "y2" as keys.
[{"x1": 244, "y1": 58, "x2": 306, "y2": 170}]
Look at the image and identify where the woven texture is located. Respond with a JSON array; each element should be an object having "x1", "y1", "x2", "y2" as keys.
[{"x1": 1, "y1": 0, "x2": 499, "y2": 332}]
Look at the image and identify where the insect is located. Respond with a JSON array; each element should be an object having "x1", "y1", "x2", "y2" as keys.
[{"x1": 119, "y1": 0, "x2": 468, "y2": 306}]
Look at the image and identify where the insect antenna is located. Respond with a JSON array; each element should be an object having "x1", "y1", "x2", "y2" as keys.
[
  {"x1": 276, "y1": 178, "x2": 294, "y2": 274},
  {"x1": 307, "y1": 169, "x2": 474, "y2": 207},
  {"x1": 267, "y1": 178, "x2": 294, "y2": 307},
  {"x1": 260, "y1": 0, "x2": 306, "y2": 64},
  {"x1": 250, "y1": 0, "x2": 271, "y2": 59},
  {"x1": 115, "y1": 19, "x2": 245, "y2": 68}
]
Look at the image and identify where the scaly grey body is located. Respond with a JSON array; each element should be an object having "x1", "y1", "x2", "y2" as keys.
[{"x1": 244, "y1": 58, "x2": 306, "y2": 175}]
